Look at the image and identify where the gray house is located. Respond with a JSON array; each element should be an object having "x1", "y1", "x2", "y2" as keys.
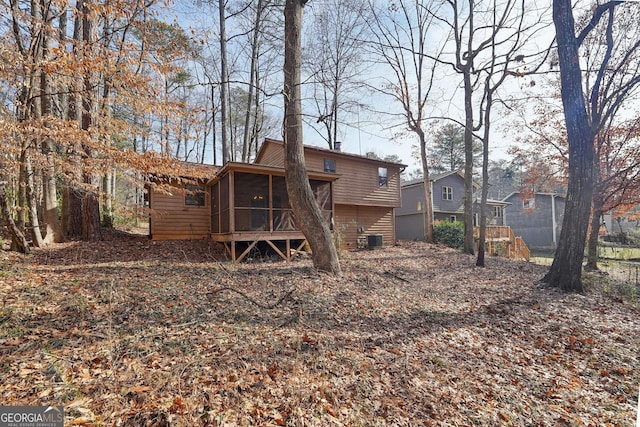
[
  {"x1": 502, "y1": 192, "x2": 565, "y2": 249},
  {"x1": 396, "y1": 171, "x2": 509, "y2": 241}
]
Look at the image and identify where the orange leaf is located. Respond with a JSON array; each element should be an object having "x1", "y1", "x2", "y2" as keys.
[
  {"x1": 498, "y1": 412, "x2": 510, "y2": 422},
  {"x1": 388, "y1": 348, "x2": 402, "y2": 355},
  {"x1": 128, "y1": 385, "x2": 151, "y2": 393}
]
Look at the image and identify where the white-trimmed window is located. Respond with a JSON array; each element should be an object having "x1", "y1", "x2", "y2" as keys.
[
  {"x1": 523, "y1": 198, "x2": 535, "y2": 210},
  {"x1": 449, "y1": 215, "x2": 457, "y2": 222},
  {"x1": 442, "y1": 186, "x2": 453, "y2": 200},
  {"x1": 378, "y1": 167, "x2": 388, "y2": 187},
  {"x1": 493, "y1": 206, "x2": 503, "y2": 218}
]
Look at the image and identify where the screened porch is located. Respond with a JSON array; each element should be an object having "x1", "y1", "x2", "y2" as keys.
[{"x1": 207, "y1": 163, "x2": 337, "y2": 261}]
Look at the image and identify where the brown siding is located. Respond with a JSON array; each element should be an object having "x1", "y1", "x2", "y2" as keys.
[
  {"x1": 256, "y1": 142, "x2": 285, "y2": 167},
  {"x1": 149, "y1": 185, "x2": 210, "y2": 239},
  {"x1": 335, "y1": 204, "x2": 395, "y2": 249},
  {"x1": 304, "y1": 151, "x2": 402, "y2": 208}
]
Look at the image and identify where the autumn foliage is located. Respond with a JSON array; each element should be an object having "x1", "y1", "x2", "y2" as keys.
[{"x1": 0, "y1": 233, "x2": 638, "y2": 425}]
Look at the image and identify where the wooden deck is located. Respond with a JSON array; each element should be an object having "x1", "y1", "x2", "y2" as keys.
[
  {"x1": 211, "y1": 231, "x2": 309, "y2": 262},
  {"x1": 475, "y1": 226, "x2": 530, "y2": 261}
]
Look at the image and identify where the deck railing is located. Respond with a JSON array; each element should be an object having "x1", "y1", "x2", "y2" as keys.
[{"x1": 474, "y1": 226, "x2": 530, "y2": 261}]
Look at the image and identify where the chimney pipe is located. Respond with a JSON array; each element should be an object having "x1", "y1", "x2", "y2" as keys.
[{"x1": 335, "y1": 141, "x2": 342, "y2": 152}]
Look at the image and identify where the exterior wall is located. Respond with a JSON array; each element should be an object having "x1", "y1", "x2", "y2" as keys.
[
  {"x1": 149, "y1": 184, "x2": 210, "y2": 239},
  {"x1": 256, "y1": 139, "x2": 403, "y2": 246},
  {"x1": 503, "y1": 193, "x2": 565, "y2": 249},
  {"x1": 255, "y1": 141, "x2": 284, "y2": 167},
  {"x1": 304, "y1": 151, "x2": 402, "y2": 208},
  {"x1": 396, "y1": 212, "x2": 427, "y2": 241},
  {"x1": 335, "y1": 204, "x2": 395, "y2": 249},
  {"x1": 396, "y1": 177, "x2": 506, "y2": 241},
  {"x1": 256, "y1": 139, "x2": 402, "y2": 208},
  {"x1": 432, "y1": 174, "x2": 466, "y2": 214}
]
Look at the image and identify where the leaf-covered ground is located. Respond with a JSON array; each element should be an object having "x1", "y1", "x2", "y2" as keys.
[{"x1": 1, "y1": 229, "x2": 639, "y2": 426}]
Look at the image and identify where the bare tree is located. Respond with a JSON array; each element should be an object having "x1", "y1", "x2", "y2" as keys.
[
  {"x1": 429, "y1": 0, "x2": 551, "y2": 256},
  {"x1": 283, "y1": 0, "x2": 341, "y2": 274},
  {"x1": 304, "y1": 0, "x2": 370, "y2": 149},
  {"x1": 368, "y1": 0, "x2": 439, "y2": 243},
  {"x1": 544, "y1": 0, "x2": 640, "y2": 291}
]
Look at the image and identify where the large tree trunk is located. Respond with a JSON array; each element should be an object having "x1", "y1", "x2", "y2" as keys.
[
  {"x1": 63, "y1": 0, "x2": 85, "y2": 239},
  {"x1": 80, "y1": 0, "x2": 102, "y2": 241},
  {"x1": 542, "y1": 0, "x2": 595, "y2": 293},
  {"x1": 283, "y1": 0, "x2": 340, "y2": 274},
  {"x1": 40, "y1": 0, "x2": 64, "y2": 244}
]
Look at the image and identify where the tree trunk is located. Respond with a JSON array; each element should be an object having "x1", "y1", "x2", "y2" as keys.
[
  {"x1": 585, "y1": 206, "x2": 602, "y2": 271},
  {"x1": 24, "y1": 157, "x2": 44, "y2": 247},
  {"x1": 419, "y1": 130, "x2": 433, "y2": 243},
  {"x1": 63, "y1": 186, "x2": 84, "y2": 238},
  {"x1": 40, "y1": 0, "x2": 64, "y2": 244},
  {"x1": 1, "y1": 186, "x2": 30, "y2": 254},
  {"x1": 463, "y1": 68, "x2": 475, "y2": 255},
  {"x1": 80, "y1": 0, "x2": 102, "y2": 241},
  {"x1": 542, "y1": 0, "x2": 595, "y2": 293},
  {"x1": 242, "y1": 0, "x2": 263, "y2": 162},
  {"x1": 61, "y1": 0, "x2": 85, "y2": 239},
  {"x1": 283, "y1": 0, "x2": 341, "y2": 274},
  {"x1": 476, "y1": 87, "x2": 495, "y2": 267},
  {"x1": 219, "y1": 0, "x2": 229, "y2": 164}
]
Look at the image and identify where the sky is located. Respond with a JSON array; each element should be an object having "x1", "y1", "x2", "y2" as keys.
[{"x1": 169, "y1": 0, "x2": 555, "y2": 174}]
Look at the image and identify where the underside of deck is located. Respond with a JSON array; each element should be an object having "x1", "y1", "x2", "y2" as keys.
[{"x1": 211, "y1": 232, "x2": 309, "y2": 262}]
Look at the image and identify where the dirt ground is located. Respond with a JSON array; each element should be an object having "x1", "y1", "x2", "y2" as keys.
[{"x1": 1, "y1": 230, "x2": 639, "y2": 426}]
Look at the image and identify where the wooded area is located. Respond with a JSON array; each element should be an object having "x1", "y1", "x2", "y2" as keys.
[
  {"x1": 2, "y1": 0, "x2": 640, "y2": 422},
  {"x1": 1, "y1": 0, "x2": 640, "y2": 286}
]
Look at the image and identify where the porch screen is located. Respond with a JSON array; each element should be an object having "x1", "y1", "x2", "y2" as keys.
[
  {"x1": 234, "y1": 173, "x2": 269, "y2": 231},
  {"x1": 272, "y1": 176, "x2": 295, "y2": 231},
  {"x1": 310, "y1": 180, "x2": 332, "y2": 226},
  {"x1": 220, "y1": 174, "x2": 230, "y2": 233}
]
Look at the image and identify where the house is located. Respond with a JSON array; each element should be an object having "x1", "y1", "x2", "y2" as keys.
[
  {"x1": 502, "y1": 192, "x2": 566, "y2": 249},
  {"x1": 147, "y1": 162, "x2": 219, "y2": 240},
  {"x1": 255, "y1": 139, "x2": 405, "y2": 250},
  {"x1": 396, "y1": 171, "x2": 509, "y2": 241},
  {"x1": 146, "y1": 138, "x2": 406, "y2": 260},
  {"x1": 603, "y1": 205, "x2": 640, "y2": 237}
]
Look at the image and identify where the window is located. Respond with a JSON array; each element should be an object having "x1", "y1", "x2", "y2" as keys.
[
  {"x1": 449, "y1": 215, "x2": 457, "y2": 222},
  {"x1": 324, "y1": 158, "x2": 336, "y2": 173},
  {"x1": 493, "y1": 206, "x2": 502, "y2": 218},
  {"x1": 378, "y1": 167, "x2": 388, "y2": 187},
  {"x1": 185, "y1": 184, "x2": 205, "y2": 206},
  {"x1": 523, "y1": 198, "x2": 535, "y2": 210},
  {"x1": 442, "y1": 186, "x2": 453, "y2": 200}
]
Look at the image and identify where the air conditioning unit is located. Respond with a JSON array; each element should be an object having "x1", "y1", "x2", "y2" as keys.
[{"x1": 367, "y1": 234, "x2": 383, "y2": 249}]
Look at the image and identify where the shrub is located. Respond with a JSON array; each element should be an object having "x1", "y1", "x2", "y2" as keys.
[{"x1": 433, "y1": 220, "x2": 464, "y2": 249}]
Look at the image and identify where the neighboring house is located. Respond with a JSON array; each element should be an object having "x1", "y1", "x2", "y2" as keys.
[
  {"x1": 502, "y1": 192, "x2": 566, "y2": 249},
  {"x1": 147, "y1": 138, "x2": 406, "y2": 260},
  {"x1": 255, "y1": 138, "x2": 405, "y2": 250},
  {"x1": 396, "y1": 171, "x2": 508, "y2": 241},
  {"x1": 603, "y1": 205, "x2": 640, "y2": 236}
]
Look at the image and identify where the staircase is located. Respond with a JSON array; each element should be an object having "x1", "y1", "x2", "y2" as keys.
[{"x1": 474, "y1": 226, "x2": 530, "y2": 261}]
